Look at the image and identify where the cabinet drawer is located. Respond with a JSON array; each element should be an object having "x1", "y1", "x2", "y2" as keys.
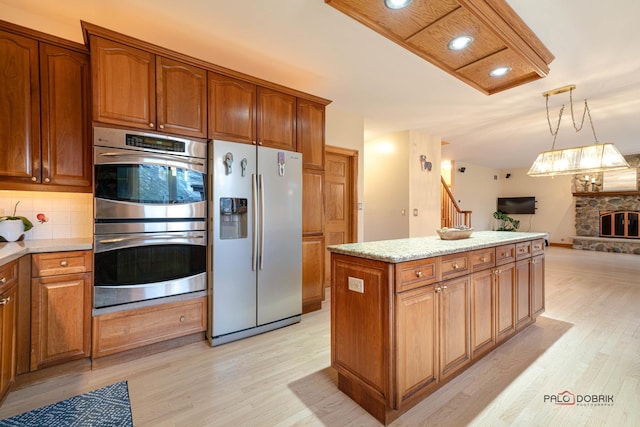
[
  {"x1": 32, "y1": 251, "x2": 93, "y2": 277},
  {"x1": 515, "y1": 241, "x2": 532, "y2": 260},
  {"x1": 92, "y1": 297, "x2": 207, "y2": 358},
  {"x1": 441, "y1": 253, "x2": 469, "y2": 280},
  {"x1": 495, "y1": 244, "x2": 515, "y2": 266},
  {"x1": 0, "y1": 260, "x2": 18, "y2": 293},
  {"x1": 531, "y1": 239, "x2": 545, "y2": 256},
  {"x1": 396, "y1": 258, "x2": 439, "y2": 293},
  {"x1": 471, "y1": 248, "x2": 495, "y2": 272}
]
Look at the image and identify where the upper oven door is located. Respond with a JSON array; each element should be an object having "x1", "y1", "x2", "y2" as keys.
[{"x1": 94, "y1": 145, "x2": 207, "y2": 220}]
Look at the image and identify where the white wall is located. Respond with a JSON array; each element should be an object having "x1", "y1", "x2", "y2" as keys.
[
  {"x1": 325, "y1": 105, "x2": 365, "y2": 242},
  {"x1": 408, "y1": 131, "x2": 441, "y2": 237},
  {"x1": 364, "y1": 131, "x2": 410, "y2": 241},
  {"x1": 500, "y1": 168, "x2": 574, "y2": 244},
  {"x1": 451, "y1": 161, "x2": 501, "y2": 231}
]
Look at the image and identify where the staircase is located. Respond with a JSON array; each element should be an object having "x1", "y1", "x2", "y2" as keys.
[{"x1": 441, "y1": 177, "x2": 472, "y2": 228}]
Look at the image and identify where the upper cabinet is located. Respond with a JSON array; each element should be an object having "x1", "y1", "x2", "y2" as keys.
[
  {"x1": 297, "y1": 99, "x2": 325, "y2": 170},
  {"x1": 0, "y1": 26, "x2": 91, "y2": 192},
  {"x1": 208, "y1": 72, "x2": 256, "y2": 144},
  {"x1": 257, "y1": 87, "x2": 296, "y2": 151},
  {"x1": 90, "y1": 36, "x2": 207, "y2": 138}
]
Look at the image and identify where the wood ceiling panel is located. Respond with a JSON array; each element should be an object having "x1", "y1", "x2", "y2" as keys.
[
  {"x1": 325, "y1": 0, "x2": 554, "y2": 95},
  {"x1": 407, "y1": 8, "x2": 506, "y2": 71}
]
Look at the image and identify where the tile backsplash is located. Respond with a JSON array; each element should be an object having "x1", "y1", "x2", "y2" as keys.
[{"x1": 0, "y1": 191, "x2": 93, "y2": 240}]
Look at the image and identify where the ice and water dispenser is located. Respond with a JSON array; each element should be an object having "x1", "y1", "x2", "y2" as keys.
[{"x1": 219, "y1": 197, "x2": 248, "y2": 239}]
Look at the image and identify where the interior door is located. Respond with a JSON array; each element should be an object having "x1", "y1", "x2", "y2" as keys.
[{"x1": 324, "y1": 147, "x2": 358, "y2": 285}]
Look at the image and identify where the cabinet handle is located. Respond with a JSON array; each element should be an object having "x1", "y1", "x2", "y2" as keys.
[
  {"x1": 0, "y1": 277, "x2": 5, "y2": 284},
  {"x1": 452, "y1": 263, "x2": 459, "y2": 269},
  {"x1": 31, "y1": 177, "x2": 37, "y2": 182},
  {"x1": 179, "y1": 315, "x2": 186, "y2": 323},
  {"x1": 44, "y1": 177, "x2": 50, "y2": 183},
  {"x1": 149, "y1": 123, "x2": 155, "y2": 128},
  {"x1": 60, "y1": 261, "x2": 68, "y2": 267},
  {"x1": 0, "y1": 297, "x2": 11, "y2": 305},
  {"x1": 435, "y1": 287, "x2": 442, "y2": 293},
  {"x1": 442, "y1": 285, "x2": 448, "y2": 290},
  {"x1": 531, "y1": 259, "x2": 537, "y2": 264},
  {"x1": 159, "y1": 124, "x2": 164, "y2": 129},
  {"x1": 415, "y1": 271, "x2": 422, "y2": 278}
]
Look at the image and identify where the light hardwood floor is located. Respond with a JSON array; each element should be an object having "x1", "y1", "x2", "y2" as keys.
[{"x1": 1, "y1": 247, "x2": 639, "y2": 426}]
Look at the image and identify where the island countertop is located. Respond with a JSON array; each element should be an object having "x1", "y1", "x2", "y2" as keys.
[{"x1": 327, "y1": 230, "x2": 548, "y2": 263}]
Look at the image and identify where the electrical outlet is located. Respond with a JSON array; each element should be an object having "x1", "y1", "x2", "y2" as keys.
[{"x1": 348, "y1": 277, "x2": 364, "y2": 293}]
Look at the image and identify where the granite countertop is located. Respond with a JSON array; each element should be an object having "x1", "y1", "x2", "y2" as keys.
[
  {"x1": 0, "y1": 238, "x2": 93, "y2": 266},
  {"x1": 327, "y1": 230, "x2": 548, "y2": 263}
]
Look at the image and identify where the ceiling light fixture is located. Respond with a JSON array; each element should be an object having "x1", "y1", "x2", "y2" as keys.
[
  {"x1": 448, "y1": 35, "x2": 473, "y2": 51},
  {"x1": 489, "y1": 66, "x2": 511, "y2": 77},
  {"x1": 527, "y1": 85, "x2": 630, "y2": 177},
  {"x1": 384, "y1": 0, "x2": 413, "y2": 10}
]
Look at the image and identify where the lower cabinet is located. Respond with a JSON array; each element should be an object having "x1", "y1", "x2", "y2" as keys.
[
  {"x1": 515, "y1": 259, "x2": 532, "y2": 330},
  {"x1": 531, "y1": 254, "x2": 545, "y2": 316},
  {"x1": 470, "y1": 268, "x2": 495, "y2": 359},
  {"x1": 31, "y1": 251, "x2": 92, "y2": 370},
  {"x1": 438, "y1": 276, "x2": 471, "y2": 380},
  {"x1": 92, "y1": 297, "x2": 206, "y2": 358},
  {"x1": 495, "y1": 262, "x2": 516, "y2": 343},
  {"x1": 0, "y1": 261, "x2": 18, "y2": 402},
  {"x1": 302, "y1": 235, "x2": 325, "y2": 313}
]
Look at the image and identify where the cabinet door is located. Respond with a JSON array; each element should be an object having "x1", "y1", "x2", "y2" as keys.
[
  {"x1": 531, "y1": 255, "x2": 545, "y2": 317},
  {"x1": 471, "y1": 269, "x2": 495, "y2": 359},
  {"x1": 0, "y1": 30, "x2": 40, "y2": 185},
  {"x1": 302, "y1": 170, "x2": 324, "y2": 235},
  {"x1": 31, "y1": 273, "x2": 91, "y2": 370},
  {"x1": 439, "y1": 276, "x2": 471, "y2": 380},
  {"x1": 257, "y1": 87, "x2": 296, "y2": 150},
  {"x1": 495, "y1": 263, "x2": 516, "y2": 343},
  {"x1": 39, "y1": 43, "x2": 92, "y2": 188},
  {"x1": 156, "y1": 56, "x2": 207, "y2": 138},
  {"x1": 208, "y1": 72, "x2": 256, "y2": 144},
  {"x1": 395, "y1": 285, "x2": 438, "y2": 408},
  {"x1": 297, "y1": 99, "x2": 325, "y2": 170},
  {"x1": 302, "y1": 235, "x2": 325, "y2": 313},
  {"x1": 515, "y1": 259, "x2": 532, "y2": 330},
  {"x1": 91, "y1": 36, "x2": 155, "y2": 130},
  {"x1": 0, "y1": 284, "x2": 17, "y2": 401}
]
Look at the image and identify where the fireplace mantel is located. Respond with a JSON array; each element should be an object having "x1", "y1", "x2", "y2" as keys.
[{"x1": 573, "y1": 191, "x2": 640, "y2": 197}]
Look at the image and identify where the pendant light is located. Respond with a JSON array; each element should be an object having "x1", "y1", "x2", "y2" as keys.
[{"x1": 527, "y1": 85, "x2": 630, "y2": 177}]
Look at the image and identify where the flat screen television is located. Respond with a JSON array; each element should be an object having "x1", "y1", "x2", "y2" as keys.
[{"x1": 497, "y1": 197, "x2": 536, "y2": 215}]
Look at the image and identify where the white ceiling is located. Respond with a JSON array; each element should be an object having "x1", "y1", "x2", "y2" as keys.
[{"x1": 3, "y1": 0, "x2": 640, "y2": 170}]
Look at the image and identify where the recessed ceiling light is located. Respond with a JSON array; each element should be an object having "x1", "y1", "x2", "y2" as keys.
[
  {"x1": 448, "y1": 36, "x2": 474, "y2": 51},
  {"x1": 489, "y1": 66, "x2": 511, "y2": 77},
  {"x1": 384, "y1": 0, "x2": 413, "y2": 10}
]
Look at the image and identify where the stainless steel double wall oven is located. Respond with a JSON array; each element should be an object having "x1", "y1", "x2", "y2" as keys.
[{"x1": 93, "y1": 126, "x2": 207, "y2": 310}]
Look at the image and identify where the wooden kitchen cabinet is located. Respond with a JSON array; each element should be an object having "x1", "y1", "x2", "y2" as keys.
[
  {"x1": 495, "y1": 262, "x2": 516, "y2": 343},
  {"x1": 208, "y1": 72, "x2": 256, "y2": 144},
  {"x1": 91, "y1": 36, "x2": 207, "y2": 138},
  {"x1": 297, "y1": 99, "x2": 325, "y2": 170},
  {"x1": 515, "y1": 259, "x2": 532, "y2": 330},
  {"x1": 531, "y1": 254, "x2": 545, "y2": 317},
  {"x1": 257, "y1": 87, "x2": 296, "y2": 150},
  {"x1": 395, "y1": 284, "x2": 439, "y2": 408},
  {"x1": 302, "y1": 235, "x2": 325, "y2": 313},
  {"x1": 30, "y1": 251, "x2": 92, "y2": 370},
  {"x1": 470, "y1": 268, "x2": 495, "y2": 359},
  {"x1": 302, "y1": 170, "x2": 325, "y2": 235},
  {"x1": 0, "y1": 25, "x2": 91, "y2": 192},
  {"x1": 438, "y1": 276, "x2": 471, "y2": 380},
  {"x1": 0, "y1": 260, "x2": 18, "y2": 403}
]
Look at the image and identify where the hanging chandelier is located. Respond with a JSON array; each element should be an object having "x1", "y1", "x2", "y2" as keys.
[{"x1": 527, "y1": 85, "x2": 630, "y2": 177}]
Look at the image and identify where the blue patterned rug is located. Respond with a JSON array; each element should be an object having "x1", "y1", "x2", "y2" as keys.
[{"x1": 0, "y1": 381, "x2": 133, "y2": 427}]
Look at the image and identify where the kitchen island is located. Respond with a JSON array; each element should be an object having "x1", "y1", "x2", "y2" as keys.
[{"x1": 328, "y1": 231, "x2": 547, "y2": 425}]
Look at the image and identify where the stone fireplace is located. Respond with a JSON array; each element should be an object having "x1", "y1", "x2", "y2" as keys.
[{"x1": 572, "y1": 154, "x2": 640, "y2": 254}]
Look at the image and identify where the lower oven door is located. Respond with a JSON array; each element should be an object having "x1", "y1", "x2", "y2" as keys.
[{"x1": 94, "y1": 229, "x2": 207, "y2": 308}]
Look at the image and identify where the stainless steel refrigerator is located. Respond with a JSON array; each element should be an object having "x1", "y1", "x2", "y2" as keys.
[{"x1": 209, "y1": 139, "x2": 302, "y2": 346}]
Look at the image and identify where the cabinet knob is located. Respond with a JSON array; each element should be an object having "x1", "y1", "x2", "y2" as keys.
[
  {"x1": 531, "y1": 259, "x2": 537, "y2": 264},
  {"x1": 179, "y1": 315, "x2": 186, "y2": 323},
  {"x1": 442, "y1": 285, "x2": 448, "y2": 290},
  {"x1": 452, "y1": 263, "x2": 459, "y2": 269},
  {"x1": 258, "y1": 141, "x2": 263, "y2": 146},
  {"x1": 435, "y1": 287, "x2": 442, "y2": 293},
  {"x1": 480, "y1": 256, "x2": 486, "y2": 262},
  {"x1": 31, "y1": 177, "x2": 37, "y2": 182},
  {"x1": 60, "y1": 261, "x2": 68, "y2": 267},
  {"x1": 0, "y1": 296, "x2": 11, "y2": 305},
  {"x1": 159, "y1": 124, "x2": 164, "y2": 129},
  {"x1": 501, "y1": 252, "x2": 507, "y2": 257},
  {"x1": 415, "y1": 271, "x2": 422, "y2": 278},
  {"x1": 149, "y1": 123, "x2": 155, "y2": 128},
  {"x1": 44, "y1": 177, "x2": 50, "y2": 183},
  {"x1": 0, "y1": 277, "x2": 5, "y2": 284}
]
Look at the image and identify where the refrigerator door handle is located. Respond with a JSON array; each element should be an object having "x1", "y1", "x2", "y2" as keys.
[
  {"x1": 252, "y1": 173, "x2": 258, "y2": 271},
  {"x1": 259, "y1": 174, "x2": 265, "y2": 270}
]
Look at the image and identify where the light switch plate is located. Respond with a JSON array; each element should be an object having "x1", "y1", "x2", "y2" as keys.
[{"x1": 348, "y1": 277, "x2": 364, "y2": 293}]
